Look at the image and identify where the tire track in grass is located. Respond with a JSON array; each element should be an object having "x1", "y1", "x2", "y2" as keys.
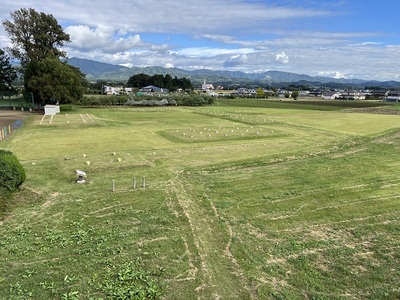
[
  {"x1": 166, "y1": 177, "x2": 255, "y2": 299},
  {"x1": 206, "y1": 194, "x2": 257, "y2": 298}
]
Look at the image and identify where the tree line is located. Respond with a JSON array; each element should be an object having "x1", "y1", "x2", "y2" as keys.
[{"x1": 126, "y1": 73, "x2": 193, "y2": 92}]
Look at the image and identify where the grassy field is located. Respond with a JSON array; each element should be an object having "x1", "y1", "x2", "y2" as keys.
[{"x1": 0, "y1": 99, "x2": 399, "y2": 299}]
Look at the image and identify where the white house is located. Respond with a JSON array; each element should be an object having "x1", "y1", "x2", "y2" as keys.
[
  {"x1": 102, "y1": 85, "x2": 134, "y2": 95},
  {"x1": 322, "y1": 91, "x2": 341, "y2": 100},
  {"x1": 44, "y1": 104, "x2": 60, "y2": 115},
  {"x1": 338, "y1": 90, "x2": 366, "y2": 100}
]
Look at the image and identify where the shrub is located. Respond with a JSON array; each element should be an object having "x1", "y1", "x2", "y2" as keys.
[
  {"x1": 59, "y1": 104, "x2": 75, "y2": 111},
  {"x1": 125, "y1": 93, "x2": 214, "y2": 106},
  {"x1": 0, "y1": 150, "x2": 26, "y2": 191}
]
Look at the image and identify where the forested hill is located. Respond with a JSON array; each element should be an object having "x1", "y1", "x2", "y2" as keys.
[
  {"x1": 67, "y1": 57, "x2": 400, "y2": 89},
  {"x1": 67, "y1": 57, "x2": 129, "y2": 77}
]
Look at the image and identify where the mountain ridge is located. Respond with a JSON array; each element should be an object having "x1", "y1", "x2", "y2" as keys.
[{"x1": 67, "y1": 57, "x2": 400, "y2": 88}]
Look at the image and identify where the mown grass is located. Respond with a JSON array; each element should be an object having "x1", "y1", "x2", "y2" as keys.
[{"x1": 0, "y1": 99, "x2": 399, "y2": 299}]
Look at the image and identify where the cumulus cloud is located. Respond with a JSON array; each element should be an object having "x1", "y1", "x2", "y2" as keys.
[
  {"x1": 65, "y1": 25, "x2": 145, "y2": 53},
  {"x1": 275, "y1": 52, "x2": 289, "y2": 64}
]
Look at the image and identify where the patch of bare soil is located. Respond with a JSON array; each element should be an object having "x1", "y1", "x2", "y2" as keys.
[{"x1": 0, "y1": 110, "x2": 33, "y2": 127}]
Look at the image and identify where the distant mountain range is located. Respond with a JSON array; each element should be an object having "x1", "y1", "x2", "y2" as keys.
[{"x1": 67, "y1": 57, "x2": 400, "y2": 89}]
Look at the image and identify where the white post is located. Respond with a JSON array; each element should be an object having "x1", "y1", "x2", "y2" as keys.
[
  {"x1": 112, "y1": 180, "x2": 115, "y2": 192},
  {"x1": 133, "y1": 177, "x2": 136, "y2": 189},
  {"x1": 142, "y1": 176, "x2": 146, "y2": 188}
]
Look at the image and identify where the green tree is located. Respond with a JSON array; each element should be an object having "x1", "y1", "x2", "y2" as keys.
[
  {"x1": 256, "y1": 88, "x2": 265, "y2": 98},
  {"x1": 165, "y1": 74, "x2": 174, "y2": 91},
  {"x1": 2, "y1": 8, "x2": 70, "y2": 66},
  {"x1": 126, "y1": 73, "x2": 193, "y2": 92},
  {"x1": 25, "y1": 55, "x2": 86, "y2": 104},
  {"x1": 127, "y1": 73, "x2": 151, "y2": 88},
  {"x1": 2, "y1": 8, "x2": 86, "y2": 104},
  {"x1": 291, "y1": 91, "x2": 299, "y2": 100},
  {"x1": 0, "y1": 49, "x2": 17, "y2": 92}
]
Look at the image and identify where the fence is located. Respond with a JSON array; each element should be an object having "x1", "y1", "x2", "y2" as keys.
[{"x1": 0, "y1": 120, "x2": 23, "y2": 141}]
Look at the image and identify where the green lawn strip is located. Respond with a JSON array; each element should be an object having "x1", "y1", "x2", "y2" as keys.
[{"x1": 187, "y1": 132, "x2": 400, "y2": 298}]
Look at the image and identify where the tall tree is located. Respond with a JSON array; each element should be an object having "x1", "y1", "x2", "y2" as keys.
[
  {"x1": 2, "y1": 8, "x2": 86, "y2": 104},
  {"x1": 25, "y1": 55, "x2": 86, "y2": 104},
  {"x1": 0, "y1": 48, "x2": 17, "y2": 93},
  {"x1": 2, "y1": 8, "x2": 70, "y2": 66},
  {"x1": 165, "y1": 74, "x2": 174, "y2": 92}
]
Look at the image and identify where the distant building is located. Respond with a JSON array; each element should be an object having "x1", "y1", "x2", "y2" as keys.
[
  {"x1": 322, "y1": 91, "x2": 341, "y2": 100},
  {"x1": 385, "y1": 91, "x2": 400, "y2": 103},
  {"x1": 102, "y1": 85, "x2": 133, "y2": 95},
  {"x1": 276, "y1": 90, "x2": 291, "y2": 98},
  {"x1": 236, "y1": 88, "x2": 257, "y2": 95},
  {"x1": 370, "y1": 90, "x2": 388, "y2": 99},
  {"x1": 308, "y1": 89, "x2": 323, "y2": 97},
  {"x1": 338, "y1": 90, "x2": 366, "y2": 100},
  {"x1": 201, "y1": 80, "x2": 214, "y2": 91},
  {"x1": 140, "y1": 85, "x2": 169, "y2": 93}
]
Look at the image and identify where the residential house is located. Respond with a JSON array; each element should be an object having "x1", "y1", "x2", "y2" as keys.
[
  {"x1": 236, "y1": 88, "x2": 257, "y2": 95},
  {"x1": 276, "y1": 90, "x2": 291, "y2": 98},
  {"x1": 308, "y1": 89, "x2": 323, "y2": 97},
  {"x1": 141, "y1": 85, "x2": 169, "y2": 93},
  {"x1": 370, "y1": 90, "x2": 388, "y2": 99},
  {"x1": 338, "y1": 90, "x2": 366, "y2": 100},
  {"x1": 300, "y1": 90, "x2": 310, "y2": 97},
  {"x1": 322, "y1": 91, "x2": 341, "y2": 100},
  {"x1": 385, "y1": 91, "x2": 400, "y2": 103},
  {"x1": 102, "y1": 85, "x2": 134, "y2": 95}
]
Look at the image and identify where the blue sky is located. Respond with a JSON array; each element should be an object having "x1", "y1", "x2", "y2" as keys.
[{"x1": 1, "y1": 0, "x2": 399, "y2": 81}]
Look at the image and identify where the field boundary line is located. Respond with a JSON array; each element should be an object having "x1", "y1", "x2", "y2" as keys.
[
  {"x1": 86, "y1": 113, "x2": 95, "y2": 123},
  {"x1": 79, "y1": 114, "x2": 86, "y2": 123}
]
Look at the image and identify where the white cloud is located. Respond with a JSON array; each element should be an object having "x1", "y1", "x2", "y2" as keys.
[
  {"x1": 177, "y1": 47, "x2": 253, "y2": 58},
  {"x1": 349, "y1": 41, "x2": 383, "y2": 46},
  {"x1": 275, "y1": 52, "x2": 289, "y2": 64},
  {"x1": 0, "y1": 1, "x2": 333, "y2": 39},
  {"x1": 223, "y1": 54, "x2": 249, "y2": 67},
  {"x1": 65, "y1": 25, "x2": 145, "y2": 53},
  {"x1": 0, "y1": 1, "x2": 399, "y2": 80},
  {"x1": 317, "y1": 71, "x2": 348, "y2": 79}
]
